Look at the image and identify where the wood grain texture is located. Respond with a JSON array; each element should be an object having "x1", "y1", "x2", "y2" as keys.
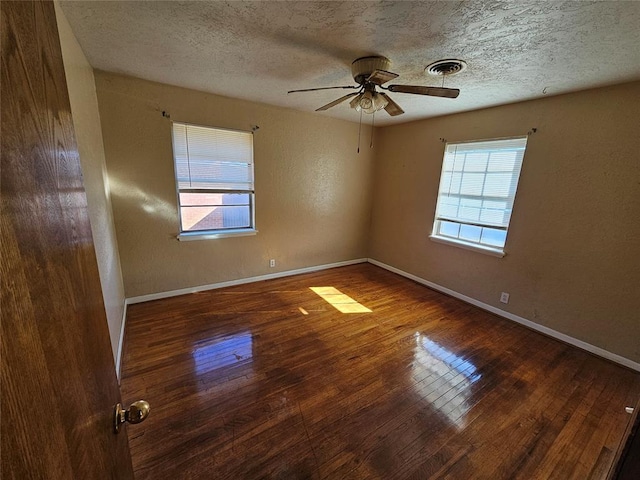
[
  {"x1": 612, "y1": 395, "x2": 640, "y2": 479},
  {"x1": 121, "y1": 264, "x2": 640, "y2": 479},
  {"x1": 1, "y1": 1, "x2": 133, "y2": 478}
]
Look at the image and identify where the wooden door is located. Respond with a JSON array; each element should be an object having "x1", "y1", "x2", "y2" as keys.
[{"x1": 1, "y1": 1, "x2": 135, "y2": 478}]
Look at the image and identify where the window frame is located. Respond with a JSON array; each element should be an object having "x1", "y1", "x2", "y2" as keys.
[
  {"x1": 429, "y1": 136, "x2": 528, "y2": 257},
  {"x1": 170, "y1": 121, "x2": 257, "y2": 241}
]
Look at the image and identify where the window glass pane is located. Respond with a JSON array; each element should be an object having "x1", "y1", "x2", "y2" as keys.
[
  {"x1": 480, "y1": 228, "x2": 507, "y2": 247},
  {"x1": 459, "y1": 224, "x2": 482, "y2": 242},
  {"x1": 439, "y1": 221, "x2": 460, "y2": 238},
  {"x1": 180, "y1": 206, "x2": 219, "y2": 231},
  {"x1": 179, "y1": 193, "x2": 251, "y2": 231},
  {"x1": 181, "y1": 204, "x2": 250, "y2": 231},
  {"x1": 217, "y1": 205, "x2": 250, "y2": 228},
  {"x1": 217, "y1": 193, "x2": 250, "y2": 206}
]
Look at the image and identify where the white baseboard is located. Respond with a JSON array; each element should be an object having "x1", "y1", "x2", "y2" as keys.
[
  {"x1": 367, "y1": 258, "x2": 640, "y2": 372},
  {"x1": 126, "y1": 258, "x2": 369, "y2": 305},
  {"x1": 115, "y1": 302, "x2": 127, "y2": 382}
]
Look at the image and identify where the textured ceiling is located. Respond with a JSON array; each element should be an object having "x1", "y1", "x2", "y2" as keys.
[{"x1": 60, "y1": 1, "x2": 640, "y2": 126}]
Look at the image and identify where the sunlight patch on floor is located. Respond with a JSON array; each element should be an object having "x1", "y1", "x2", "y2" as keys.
[{"x1": 309, "y1": 286, "x2": 372, "y2": 313}]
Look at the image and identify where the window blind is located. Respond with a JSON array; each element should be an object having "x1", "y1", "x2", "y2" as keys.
[
  {"x1": 433, "y1": 137, "x2": 527, "y2": 250},
  {"x1": 172, "y1": 123, "x2": 253, "y2": 191},
  {"x1": 171, "y1": 122, "x2": 255, "y2": 234}
]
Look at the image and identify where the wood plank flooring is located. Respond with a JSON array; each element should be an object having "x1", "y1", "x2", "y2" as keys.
[{"x1": 120, "y1": 264, "x2": 640, "y2": 479}]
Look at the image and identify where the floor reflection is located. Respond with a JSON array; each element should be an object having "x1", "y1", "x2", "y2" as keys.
[
  {"x1": 411, "y1": 333, "x2": 481, "y2": 428},
  {"x1": 192, "y1": 331, "x2": 253, "y2": 375}
]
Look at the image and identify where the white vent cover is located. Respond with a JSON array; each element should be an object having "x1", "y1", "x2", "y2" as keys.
[{"x1": 425, "y1": 59, "x2": 468, "y2": 76}]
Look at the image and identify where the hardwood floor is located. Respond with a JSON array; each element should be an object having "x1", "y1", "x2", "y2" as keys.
[{"x1": 120, "y1": 264, "x2": 640, "y2": 479}]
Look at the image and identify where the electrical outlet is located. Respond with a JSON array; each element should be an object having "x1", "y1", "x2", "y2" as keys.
[
  {"x1": 500, "y1": 292, "x2": 510, "y2": 304},
  {"x1": 269, "y1": 259, "x2": 276, "y2": 268}
]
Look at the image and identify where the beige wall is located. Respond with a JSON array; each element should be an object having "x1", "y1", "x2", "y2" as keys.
[
  {"x1": 55, "y1": 4, "x2": 126, "y2": 365},
  {"x1": 94, "y1": 72, "x2": 374, "y2": 298},
  {"x1": 369, "y1": 82, "x2": 640, "y2": 363}
]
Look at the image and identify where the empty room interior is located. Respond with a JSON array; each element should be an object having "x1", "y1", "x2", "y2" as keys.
[{"x1": 4, "y1": 1, "x2": 640, "y2": 479}]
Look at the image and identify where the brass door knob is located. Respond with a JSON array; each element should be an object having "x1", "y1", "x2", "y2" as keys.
[{"x1": 113, "y1": 400, "x2": 150, "y2": 433}]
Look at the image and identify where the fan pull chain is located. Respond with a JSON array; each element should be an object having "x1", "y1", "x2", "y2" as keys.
[
  {"x1": 370, "y1": 110, "x2": 375, "y2": 149},
  {"x1": 357, "y1": 108, "x2": 363, "y2": 153}
]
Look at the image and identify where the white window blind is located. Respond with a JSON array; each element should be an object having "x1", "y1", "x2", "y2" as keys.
[
  {"x1": 432, "y1": 137, "x2": 527, "y2": 252},
  {"x1": 172, "y1": 123, "x2": 253, "y2": 191},
  {"x1": 171, "y1": 123, "x2": 255, "y2": 234}
]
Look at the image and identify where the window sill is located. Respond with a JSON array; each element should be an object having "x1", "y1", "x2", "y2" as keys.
[
  {"x1": 429, "y1": 235, "x2": 506, "y2": 258},
  {"x1": 177, "y1": 229, "x2": 258, "y2": 241}
]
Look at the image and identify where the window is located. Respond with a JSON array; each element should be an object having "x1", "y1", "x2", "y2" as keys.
[
  {"x1": 431, "y1": 136, "x2": 528, "y2": 255},
  {"x1": 171, "y1": 122, "x2": 255, "y2": 239}
]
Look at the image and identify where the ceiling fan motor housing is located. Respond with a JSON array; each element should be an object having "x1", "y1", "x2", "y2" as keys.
[{"x1": 352, "y1": 56, "x2": 391, "y2": 84}]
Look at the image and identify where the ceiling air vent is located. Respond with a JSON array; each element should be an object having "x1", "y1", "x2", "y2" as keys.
[{"x1": 425, "y1": 59, "x2": 468, "y2": 76}]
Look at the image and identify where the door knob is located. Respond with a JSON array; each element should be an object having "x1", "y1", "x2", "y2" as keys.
[{"x1": 113, "y1": 400, "x2": 150, "y2": 433}]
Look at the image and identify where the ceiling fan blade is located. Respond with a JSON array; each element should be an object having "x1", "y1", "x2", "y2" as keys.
[
  {"x1": 316, "y1": 92, "x2": 361, "y2": 111},
  {"x1": 366, "y1": 69, "x2": 399, "y2": 85},
  {"x1": 387, "y1": 85, "x2": 460, "y2": 98},
  {"x1": 288, "y1": 85, "x2": 358, "y2": 94},
  {"x1": 379, "y1": 93, "x2": 404, "y2": 116}
]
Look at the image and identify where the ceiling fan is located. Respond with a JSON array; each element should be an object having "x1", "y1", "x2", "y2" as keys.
[{"x1": 288, "y1": 56, "x2": 462, "y2": 117}]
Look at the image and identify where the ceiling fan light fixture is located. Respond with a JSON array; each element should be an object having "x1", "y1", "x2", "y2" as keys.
[
  {"x1": 350, "y1": 91, "x2": 389, "y2": 114},
  {"x1": 372, "y1": 92, "x2": 389, "y2": 111},
  {"x1": 359, "y1": 91, "x2": 375, "y2": 111},
  {"x1": 350, "y1": 94, "x2": 363, "y2": 110}
]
